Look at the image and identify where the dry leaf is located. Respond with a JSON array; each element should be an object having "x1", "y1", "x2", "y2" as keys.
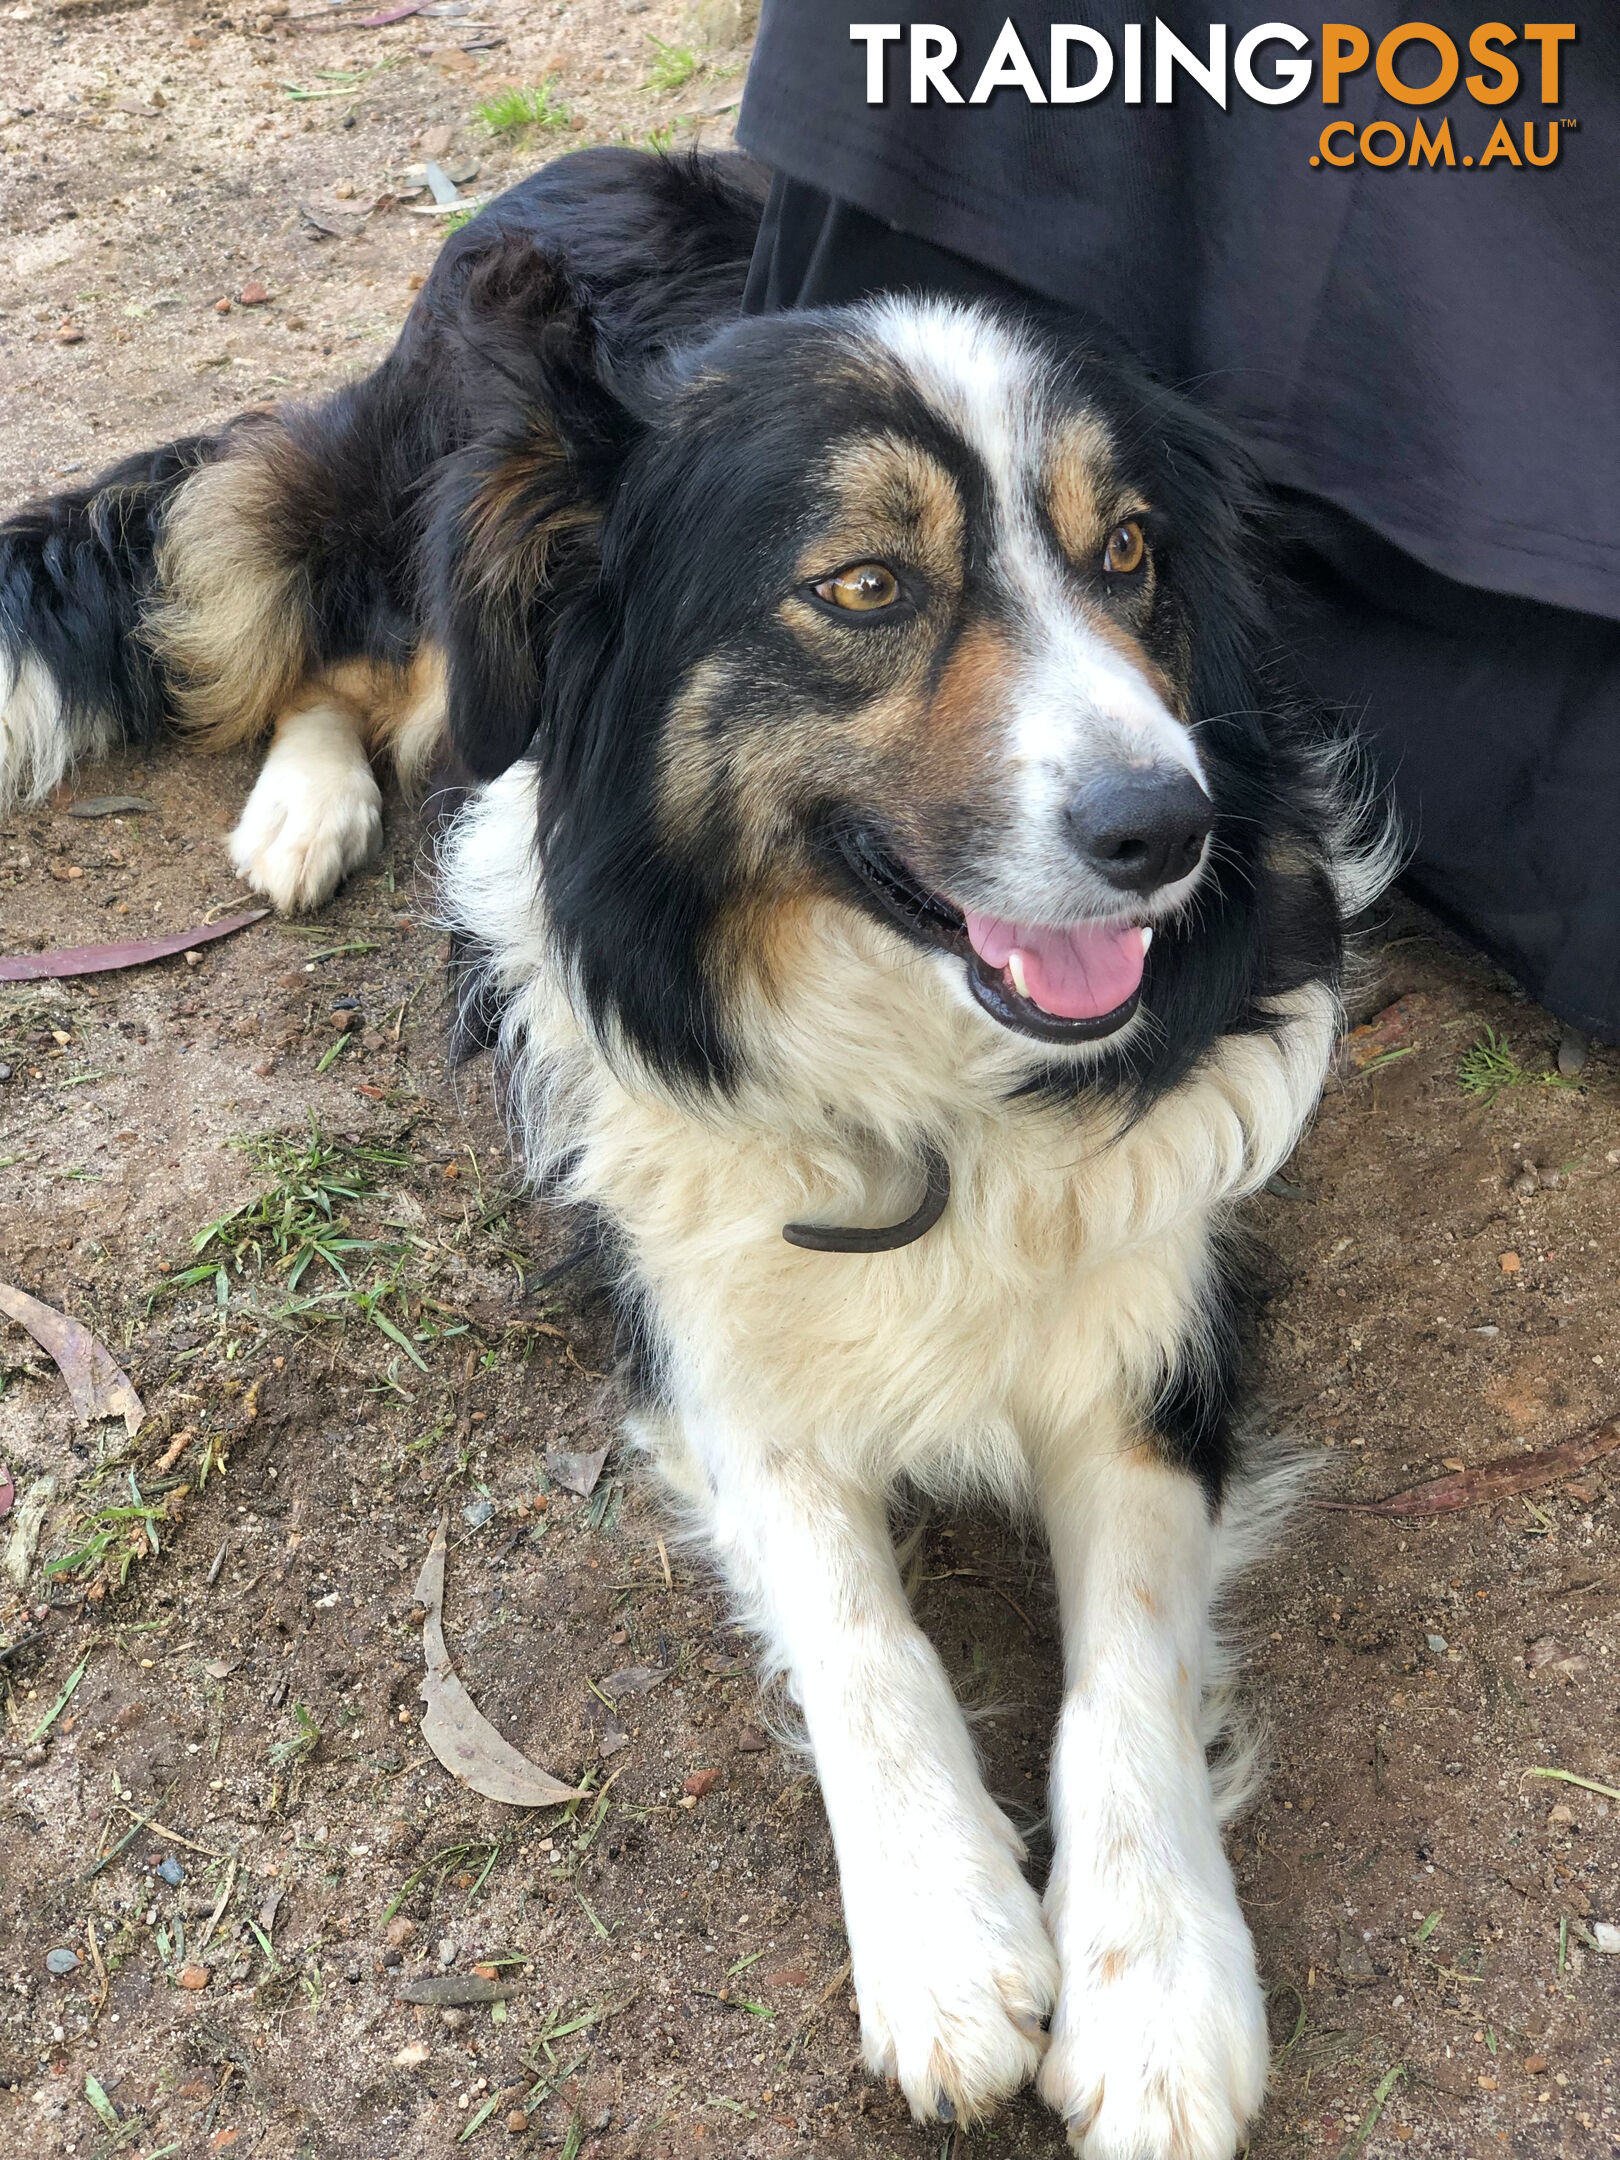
[
  {"x1": 597, "y1": 1664, "x2": 668, "y2": 1702},
  {"x1": 0, "y1": 908, "x2": 267, "y2": 982},
  {"x1": 545, "y1": 1444, "x2": 609, "y2": 1498},
  {"x1": 0, "y1": 1283, "x2": 143, "y2": 1435},
  {"x1": 65, "y1": 796, "x2": 153, "y2": 819},
  {"x1": 414, "y1": 1515, "x2": 582, "y2": 1807},
  {"x1": 1317, "y1": 1420, "x2": 1620, "y2": 1518}
]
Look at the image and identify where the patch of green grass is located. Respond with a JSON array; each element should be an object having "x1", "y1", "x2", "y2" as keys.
[
  {"x1": 647, "y1": 38, "x2": 698, "y2": 92},
  {"x1": 1457, "y1": 1025, "x2": 1576, "y2": 1105},
  {"x1": 27, "y1": 1650, "x2": 91, "y2": 1743},
  {"x1": 44, "y1": 1475, "x2": 168, "y2": 1589},
  {"x1": 1357, "y1": 1044, "x2": 1415, "y2": 1078},
  {"x1": 269, "y1": 1701, "x2": 322, "y2": 1770},
  {"x1": 478, "y1": 80, "x2": 571, "y2": 134},
  {"x1": 180, "y1": 1115, "x2": 411, "y2": 1294},
  {"x1": 83, "y1": 2076, "x2": 120, "y2": 2133},
  {"x1": 1334, "y1": 2063, "x2": 1407, "y2": 2158},
  {"x1": 381, "y1": 1837, "x2": 504, "y2": 1922},
  {"x1": 284, "y1": 61, "x2": 398, "y2": 101}
]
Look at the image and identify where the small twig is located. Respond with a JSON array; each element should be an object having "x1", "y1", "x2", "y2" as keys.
[
  {"x1": 781, "y1": 1953, "x2": 854, "y2": 2062},
  {"x1": 112, "y1": 1805, "x2": 223, "y2": 1857},
  {"x1": 1521, "y1": 1766, "x2": 1620, "y2": 1806},
  {"x1": 198, "y1": 1853, "x2": 240, "y2": 1950},
  {"x1": 82, "y1": 1811, "x2": 153, "y2": 1882},
  {"x1": 926, "y1": 1568, "x2": 1037, "y2": 1634},
  {"x1": 655, "y1": 1538, "x2": 672, "y2": 1591},
  {"x1": 84, "y1": 1916, "x2": 109, "y2": 2020},
  {"x1": 207, "y1": 1540, "x2": 228, "y2": 1587}
]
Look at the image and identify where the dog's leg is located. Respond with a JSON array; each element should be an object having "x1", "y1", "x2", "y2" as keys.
[
  {"x1": 1033, "y1": 1442, "x2": 1268, "y2": 2160},
  {"x1": 228, "y1": 696, "x2": 382, "y2": 914},
  {"x1": 673, "y1": 1412, "x2": 1058, "y2": 2124}
]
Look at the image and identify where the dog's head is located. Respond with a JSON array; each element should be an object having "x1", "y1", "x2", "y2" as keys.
[{"x1": 437, "y1": 249, "x2": 1366, "y2": 1096}]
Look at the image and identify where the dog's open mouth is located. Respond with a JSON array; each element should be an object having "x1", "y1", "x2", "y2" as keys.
[{"x1": 834, "y1": 830, "x2": 1147, "y2": 1044}]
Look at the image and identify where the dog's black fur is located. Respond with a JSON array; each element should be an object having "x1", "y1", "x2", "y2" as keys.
[
  {"x1": 0, "y1": 149, "x2": 765, "y2": 776},
  {"x1": 2, "y1": 151, "x2": 1376, "y2": 1521}
]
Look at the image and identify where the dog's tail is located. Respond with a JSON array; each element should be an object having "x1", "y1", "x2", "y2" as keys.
[
  {"x1": 1, "y1": 393, "x2": 450, "y2": 915},
  {"x1": 0, "y1": 434, "x2": 227, "y2": 811}
]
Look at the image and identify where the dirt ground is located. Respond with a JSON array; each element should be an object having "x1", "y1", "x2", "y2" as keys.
[{"x1": 3, "y1": 7, "x2": 1620, "y2": 2159}]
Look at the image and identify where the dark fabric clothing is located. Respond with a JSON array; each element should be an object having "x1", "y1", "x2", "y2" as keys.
[
  {"x1": 739, "y1": 4, "x2": 1620, "y2": 627},
  {"x1": 1278, "y1": 509, "x2": 1620, "y2": 1041},
  {"x1": 740, "y1": 176, "x2": 1620, "y2": 1039}
]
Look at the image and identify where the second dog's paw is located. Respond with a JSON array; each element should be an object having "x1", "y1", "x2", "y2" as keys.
[
  {"x1": 848, "y1": 1827, "x2": 1058, "y2": 2126},
  {"x1": 1038, "y1": 1892, "x2": 1268, "y2": 2160},
  {"x1": 229, "y1": 715, "x2": 381, "y2": 914}
]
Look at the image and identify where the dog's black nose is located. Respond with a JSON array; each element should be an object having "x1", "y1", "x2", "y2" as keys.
[{"x1": 1065, "y1": 767, "x2": 1213, "y2": 893}]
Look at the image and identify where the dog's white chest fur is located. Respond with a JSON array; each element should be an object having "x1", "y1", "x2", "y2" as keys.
[
  {"x1": 443, "y1": 765, "x2": 1337, "y2": 2159},
  {"x1": 445, "y1": 764, "x2": 1334, "y2": 1495}
]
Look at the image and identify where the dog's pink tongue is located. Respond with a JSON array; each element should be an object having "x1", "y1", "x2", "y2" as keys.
[{"x1": 963, "y1": 912, "x2": 1146, "y2": 1021}]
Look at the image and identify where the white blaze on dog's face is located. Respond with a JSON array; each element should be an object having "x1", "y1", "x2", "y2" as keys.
[
  {"x1": 644, "y1": 298, "x2": 1224, "y2": 1054},
  {"x1": 861, "y1": 301, "x2": 1213, "y2": 1038},
  {"x1": 508, "y1": 289, "x2": 1335, "y2": 1092}
]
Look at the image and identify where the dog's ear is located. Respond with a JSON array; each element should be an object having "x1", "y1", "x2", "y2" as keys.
[{"x1": 430, "y1": 239, "x2": 642, "y2": 779}]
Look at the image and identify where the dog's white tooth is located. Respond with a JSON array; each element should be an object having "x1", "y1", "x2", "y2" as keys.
[
  {"x1": 1007, "y1": 949, "x2": 1031, "y2": 1001},
  {"x1": 1139, "y1": 926, "x2": 1154, "y2": 952}
]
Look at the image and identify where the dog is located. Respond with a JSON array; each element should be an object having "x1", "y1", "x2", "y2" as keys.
[{"x1": 0, "y1": 149, "x2": 1392, "y2": 2158}]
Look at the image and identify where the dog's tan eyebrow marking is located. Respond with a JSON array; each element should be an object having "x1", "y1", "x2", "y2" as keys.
[
  {"x1": 794, "y1": 433, "x2": 965, "y2": 588},
  {"x1": 1042, "y1": 409, "x2": 1125, "y2": 565}
]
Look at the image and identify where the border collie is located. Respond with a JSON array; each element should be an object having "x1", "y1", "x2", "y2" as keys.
[{"x1": 0, "y1": 150, "x2": 1390, "y2": 2157}]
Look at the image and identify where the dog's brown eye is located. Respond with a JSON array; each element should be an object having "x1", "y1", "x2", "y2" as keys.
[
  {"x1": 1103, "y1": 521, "x2": 1146, "y2": 576},
  {"x1": 815, "y1": 563, "x2": 900, "y2": 612}
]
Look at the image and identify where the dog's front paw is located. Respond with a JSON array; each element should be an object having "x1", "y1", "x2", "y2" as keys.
[
  {"x1": 1039, "y1": 1868, "x2": 1268, "y2": 2159},
  {"x1": 846, "y1": 1816, "x2": 1058, "y2": 2126},
  {"x1": 229, "y1": 714, "x2": 381, "y2": 914}
]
